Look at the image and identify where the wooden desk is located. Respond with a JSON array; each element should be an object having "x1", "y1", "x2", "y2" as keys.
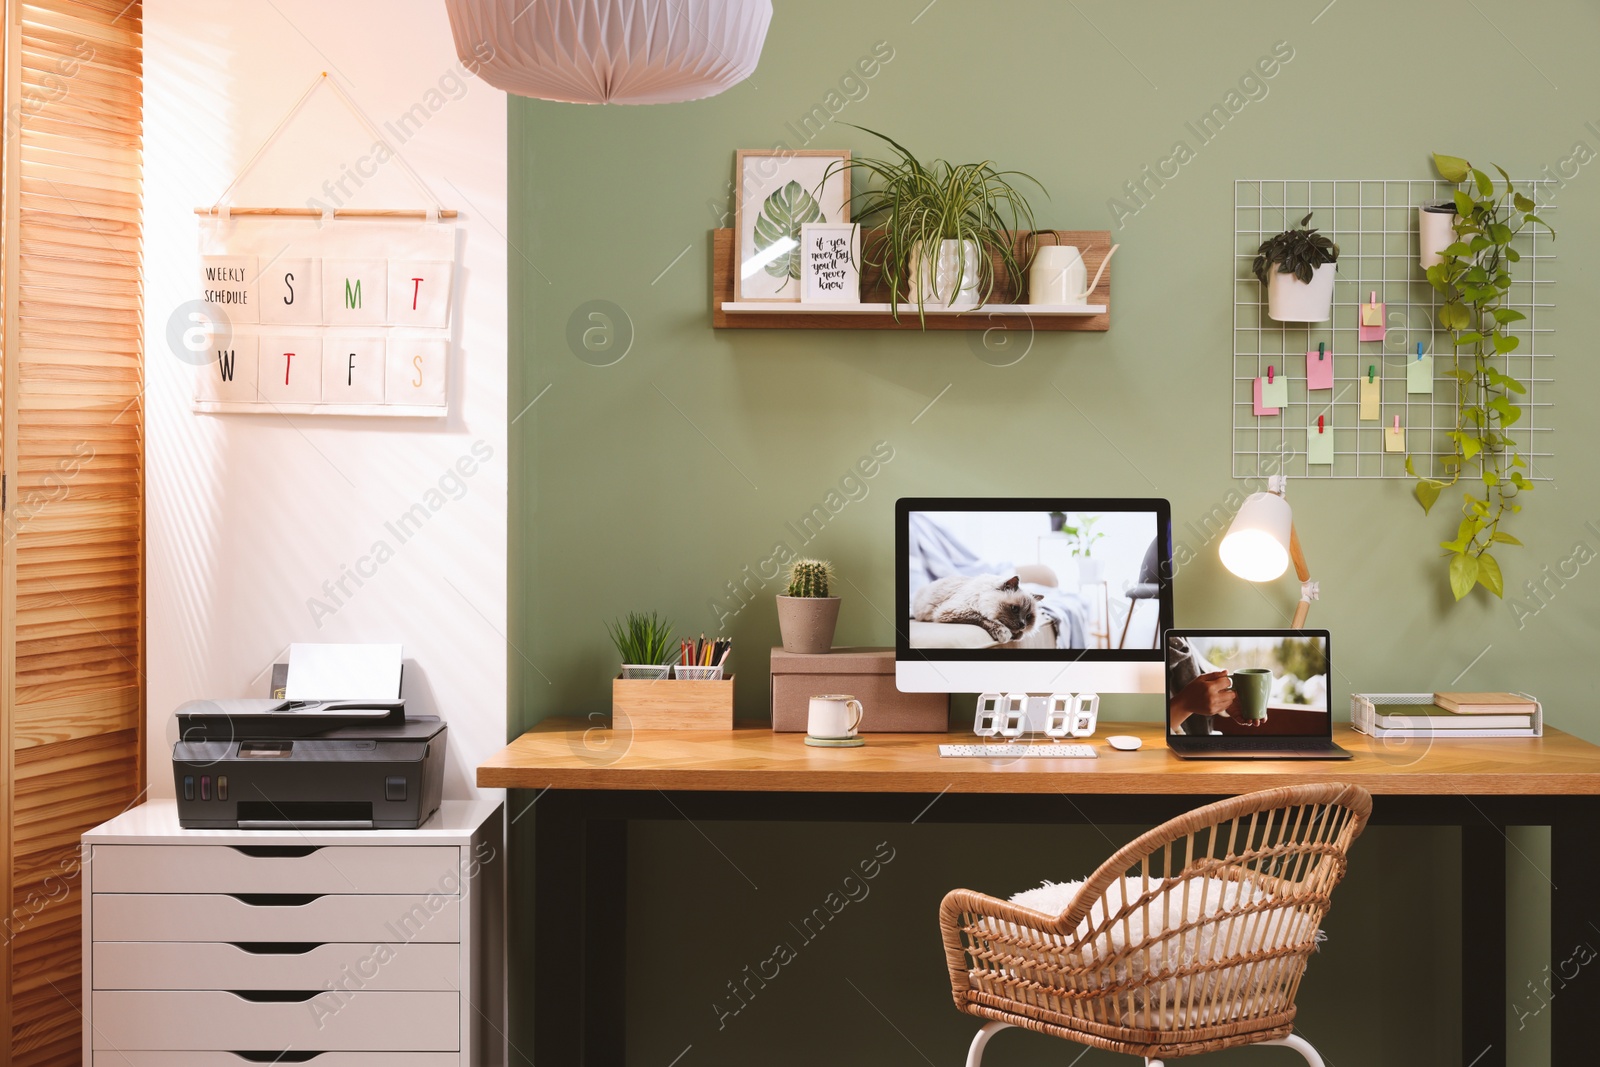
[{"x1": 481, "y1": 720, "x2": 1600, "y2": 1066}]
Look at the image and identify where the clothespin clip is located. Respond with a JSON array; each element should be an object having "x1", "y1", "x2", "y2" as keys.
[
  {"x1": 1368, "y1": 365, "x2": 1375, "y2": 383},
  {"x1": 1317, "y1": 342, "x2": 1326, "y2": 362},
  {"x1": 1416, "y1": 341, "x2": 1425, "y2": 360},
  {"x1": 1393, "y1": 415, "x2": 1401, "y2": 432},
  {"x1": 1318, "y1": 415, "x2": 1325, "y2": 433},
  {"x1": 1268, "y1": 365, "x2": 1275, "y2": 383}
]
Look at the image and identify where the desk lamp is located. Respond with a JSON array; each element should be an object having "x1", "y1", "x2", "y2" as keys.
[{"x1": 1219, "y1": 475, "x2": 1318, "y2": 629}]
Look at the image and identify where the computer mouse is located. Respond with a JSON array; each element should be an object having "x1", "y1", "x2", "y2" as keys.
[{"x1": 1106, "y1": 735, "x2": 1142, "y2": 752}]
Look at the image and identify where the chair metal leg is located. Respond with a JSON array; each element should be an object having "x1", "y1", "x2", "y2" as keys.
[
  {"x1": 964, "y1": 1021, "x2": 1013, "y2": 1067},
  {"x1": 1259, "y1": 1033, "x2": 1325, "y2": 1067},
  {"x1": 1117, "y1": 600, "x2": 1137, "y2": 648}
]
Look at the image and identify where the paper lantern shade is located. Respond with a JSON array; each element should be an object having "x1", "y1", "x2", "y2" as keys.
[{"x1": 445, "y1": 0, "x2": 773, "y2": 105}]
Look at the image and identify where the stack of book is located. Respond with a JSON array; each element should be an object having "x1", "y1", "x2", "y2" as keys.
[{"x1": 1351, "y1": 691, "x2": 1542, "y2": 738}]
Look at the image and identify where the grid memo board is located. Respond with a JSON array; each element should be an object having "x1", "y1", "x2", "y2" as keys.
[{"x1": 1233, "y1": 179, "x2": 1555, "y2": 480}]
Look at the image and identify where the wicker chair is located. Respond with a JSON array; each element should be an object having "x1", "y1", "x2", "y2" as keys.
[{"x1": 940, "y1": 783, "x2": 1371, "y2": 1067}]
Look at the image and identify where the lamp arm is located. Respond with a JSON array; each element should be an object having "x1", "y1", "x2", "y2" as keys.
[{"x1": 1288, "y1": 523, "x2": 1316, "y2": 629}]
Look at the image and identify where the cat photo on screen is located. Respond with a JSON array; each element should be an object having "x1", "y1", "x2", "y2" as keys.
[{"x1": 905, "y1": 509, "x2": 1159, "y2": 650}]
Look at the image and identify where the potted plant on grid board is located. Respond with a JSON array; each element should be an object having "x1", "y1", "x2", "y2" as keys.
[
  {"x1": 776, "y1": 559, "x2": 840, "y2": 655},
  {"x1": 1410, "y1": 152, "x2": 1552, "y2": 601},
  {"x1": 607, "y1": 611, "x2": 677, "y2": 680},
  {"x1": 1253, "y1": 212, "x2": 1339, "y2": 322},
  {"x1": 826, "y1": 125, "x2": 1042, "y2": 324}
]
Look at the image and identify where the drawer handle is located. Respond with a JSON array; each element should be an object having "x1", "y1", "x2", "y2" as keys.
[
  {"x1": 230, "y1": 942, "x2": 322, "y2": 955},
  {"x1": 228, "y1": 990, "x2": 321, "y2": 1003},
  {"x1": 228, "y1": 893, "x2": 323, "y2": 907},
  {"x1": 230, "y1": 1052, "x2": 323, "y2": 1063},
  {"x1": 229, "y1": 845, "x2": 322, "y2": 858}
]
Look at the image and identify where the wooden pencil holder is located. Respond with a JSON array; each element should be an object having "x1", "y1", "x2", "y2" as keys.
[{"x1": 612, "y1": 673, "x2": 735, "y2": 730}]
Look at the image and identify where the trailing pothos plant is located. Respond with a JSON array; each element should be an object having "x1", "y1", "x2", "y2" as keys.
[{"x1": 1410, "y1": 152, "x2": 1553, "y2": 601}]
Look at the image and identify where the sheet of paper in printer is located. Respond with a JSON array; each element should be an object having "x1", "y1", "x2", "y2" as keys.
[{"x1": 285, "y1": 643, "x2": 403, "y2": 700}]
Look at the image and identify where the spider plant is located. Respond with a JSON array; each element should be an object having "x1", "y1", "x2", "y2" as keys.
[{"x1": 825, "y1": 125, "x2": 1043, "y2": 325}]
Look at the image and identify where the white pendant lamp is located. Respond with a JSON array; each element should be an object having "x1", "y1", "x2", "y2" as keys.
[{"x1": 444, "y1": 0, "x2": 773, "y2": 105}]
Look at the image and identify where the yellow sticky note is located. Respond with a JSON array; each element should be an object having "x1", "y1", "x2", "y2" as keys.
[
  {"x1": 1359, "y1": 377, "x2": 1380, "y2": 420},
  {"x1": 1361, "y1": 302, "x2": 1384, "y2": 327},
  {"x1": 1408, "y1": 355, "x2": 1434, "y2": 394},
  {"x1": 1385, "y1": 422, "x2": 1406, "y2": 453}
]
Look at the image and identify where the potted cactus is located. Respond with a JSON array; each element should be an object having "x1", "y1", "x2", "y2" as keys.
[{"x1": 775, "y1": 559, "x2": 840, "y2": 655}]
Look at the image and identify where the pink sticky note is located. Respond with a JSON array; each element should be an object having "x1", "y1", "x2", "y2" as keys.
[
  {"x1": 1306, "y1": 348, "x2": 1334, "y2": 390},
  {"x1": 1253, "y1": 376, "x2": 1280, "y2": 416}
]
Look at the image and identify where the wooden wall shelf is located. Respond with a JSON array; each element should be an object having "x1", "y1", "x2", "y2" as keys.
[{"x1": 711, "y1": 228, "x2": 1112, "y2": 331}]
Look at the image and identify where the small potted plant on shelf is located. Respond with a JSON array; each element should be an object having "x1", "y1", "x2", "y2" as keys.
[
  {"x1": 1048, "y1": 510, "x2": 1067, "y2": 533},
  {"x1": 1253, "y1": 212, "x2": 1339, "y2": 322},
  {"x1": 776, "y1": 559, "x2": 840, "y2": 655},
  {"x1": 829, "y1": 125, "x2": 1042, "y2": 324},
  {"x1": 607, "y1": 611, "x2": 677, "y2": 680}
]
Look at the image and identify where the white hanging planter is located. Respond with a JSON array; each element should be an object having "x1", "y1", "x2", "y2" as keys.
[
  {"x1": 909, "y1": 239, "x2": 982, "y2": 310},
  {"x1": 1419, "y1": 203, "x2": 1460, "y2": 269},
  {"x1": 1265, "y1": 262, "x2": 1336, "y2": 322}
]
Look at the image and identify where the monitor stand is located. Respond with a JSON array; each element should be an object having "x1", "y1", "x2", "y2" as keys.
[{"x1": 972, "y1": 692, "x2": 1099, "y2": 738}]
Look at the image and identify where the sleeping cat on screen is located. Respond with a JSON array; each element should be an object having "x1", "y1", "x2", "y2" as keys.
[{"x1": 911, "y1": 574, "x2": 1044, "y2": 645}]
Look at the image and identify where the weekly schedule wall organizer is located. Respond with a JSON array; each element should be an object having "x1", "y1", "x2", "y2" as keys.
[
  {"x1": 1232, "y1": 179, "x2": 1556, "y2": 480},
  {"x1": 191, "y1": 73, "x2": 460, "y2": 417}
]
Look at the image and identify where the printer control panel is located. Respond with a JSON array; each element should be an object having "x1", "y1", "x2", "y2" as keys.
[{"x1": 239, "y1": 741, "x2": 293, "y2": 757}]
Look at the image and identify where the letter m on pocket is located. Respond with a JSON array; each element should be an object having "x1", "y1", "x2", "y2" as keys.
[{"x1": 344, "y1": 278, "x2": 362, "y2": 309}]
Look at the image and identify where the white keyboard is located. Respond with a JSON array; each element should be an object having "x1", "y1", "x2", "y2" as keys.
[{"x1": 939, "y1": 743, "x2": 1098, "y2": 759}]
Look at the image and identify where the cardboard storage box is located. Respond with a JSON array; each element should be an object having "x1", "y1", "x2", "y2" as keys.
[{"x1": 770, "y1": 647, "x2": 947, "y2": 732}]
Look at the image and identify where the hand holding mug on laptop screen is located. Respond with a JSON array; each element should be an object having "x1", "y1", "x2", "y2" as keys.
[{"x1": 1228, "y1": 668, "x2": 1273, "y2": 726}]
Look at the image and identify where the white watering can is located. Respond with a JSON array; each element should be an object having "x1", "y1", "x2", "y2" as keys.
[{"x1": 1028, "y1": 236, "x2": 1120, "y2": 306}]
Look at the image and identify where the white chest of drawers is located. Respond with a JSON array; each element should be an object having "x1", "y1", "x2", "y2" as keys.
[{"x1": 82, "y1": 799, "x2": 504, "y2": 1067}]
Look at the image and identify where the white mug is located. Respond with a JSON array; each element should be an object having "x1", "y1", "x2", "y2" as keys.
[{"x1": 808, "y1": 694, "x2": 863, "y2": 739}]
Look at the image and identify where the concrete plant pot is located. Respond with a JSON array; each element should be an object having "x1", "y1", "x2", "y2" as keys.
[{"x1": 776, "y1": 596, "x2": 841, "y2": 655}]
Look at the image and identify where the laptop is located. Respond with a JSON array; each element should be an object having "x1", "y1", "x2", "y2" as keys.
[{"x1": 1165, "y1": 628, "x2": 1349, "y2": 760}]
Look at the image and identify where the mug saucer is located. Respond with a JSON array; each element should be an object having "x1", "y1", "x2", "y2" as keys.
[{"x1": 804, "y1": 735, "x2": 865, "y2": 748}]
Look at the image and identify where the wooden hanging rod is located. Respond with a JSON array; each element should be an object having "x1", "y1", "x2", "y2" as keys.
[{"x1": 194, "y1": 207, "x2": 458, "y2": 219}]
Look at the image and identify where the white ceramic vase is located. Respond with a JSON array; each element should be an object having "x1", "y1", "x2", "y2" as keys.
[
  {"x1": 1265, "y1": 261, "x2": 1335, "y2": 322},
  {"x1": 909, "y1": 239, "x2": 982, "y2": 309}
]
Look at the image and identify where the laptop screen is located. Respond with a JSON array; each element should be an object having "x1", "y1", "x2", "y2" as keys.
[{"x1": 1165, "y1": 629, "x2": 1331, "y2": 740}]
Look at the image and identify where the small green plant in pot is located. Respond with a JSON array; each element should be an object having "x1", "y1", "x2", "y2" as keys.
[
  {"x1": 1253, "y1": 212, "x2": 1339, "y2": 322},
  {"x1": 1410, "y1": 152, "x2": 1552, "y2": 601},
  {"x1": 1062, "y1": 514, "x2": 1105, "y2": 584},
  {"x1": 827, "y1": 125, "x2": 1043, "y2": 325},
  {"x1": 607, "y1": 611, "x2": 677, "y2": 679},
  {"x1": 776, "y1": 559, "x2": 840, "y2": 655}
]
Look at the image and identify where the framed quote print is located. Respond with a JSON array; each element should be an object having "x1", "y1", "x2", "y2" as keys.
[{"x1": 733, "y1": 149, "x2": 850, "y2": 302}]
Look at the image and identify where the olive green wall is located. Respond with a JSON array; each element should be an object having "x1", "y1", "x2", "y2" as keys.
[{"x1": 508, "y1": 1, "x2": 1596, "y2": 1062}]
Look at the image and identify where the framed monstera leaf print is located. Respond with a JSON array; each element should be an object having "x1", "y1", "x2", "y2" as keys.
[{"x1": 734, "y1": 149, "x2": 850, "y2": 301}]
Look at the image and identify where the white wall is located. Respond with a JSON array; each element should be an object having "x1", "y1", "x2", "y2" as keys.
[{"x1": 145, "y1": 0, "x2": 507, "y2": 800}]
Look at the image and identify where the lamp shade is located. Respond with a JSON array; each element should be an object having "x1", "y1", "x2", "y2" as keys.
[
  {"x1": 444, "y1": 0, "x2": 773, "y2": 105},
  {"x1": 1220, "y1": 491, "x2": 1293, "y2": 582}
]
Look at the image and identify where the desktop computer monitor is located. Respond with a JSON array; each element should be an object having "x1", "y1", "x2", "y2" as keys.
[{"x1": 895, "y1": 497, "x2": 1174, "y2": 695}]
